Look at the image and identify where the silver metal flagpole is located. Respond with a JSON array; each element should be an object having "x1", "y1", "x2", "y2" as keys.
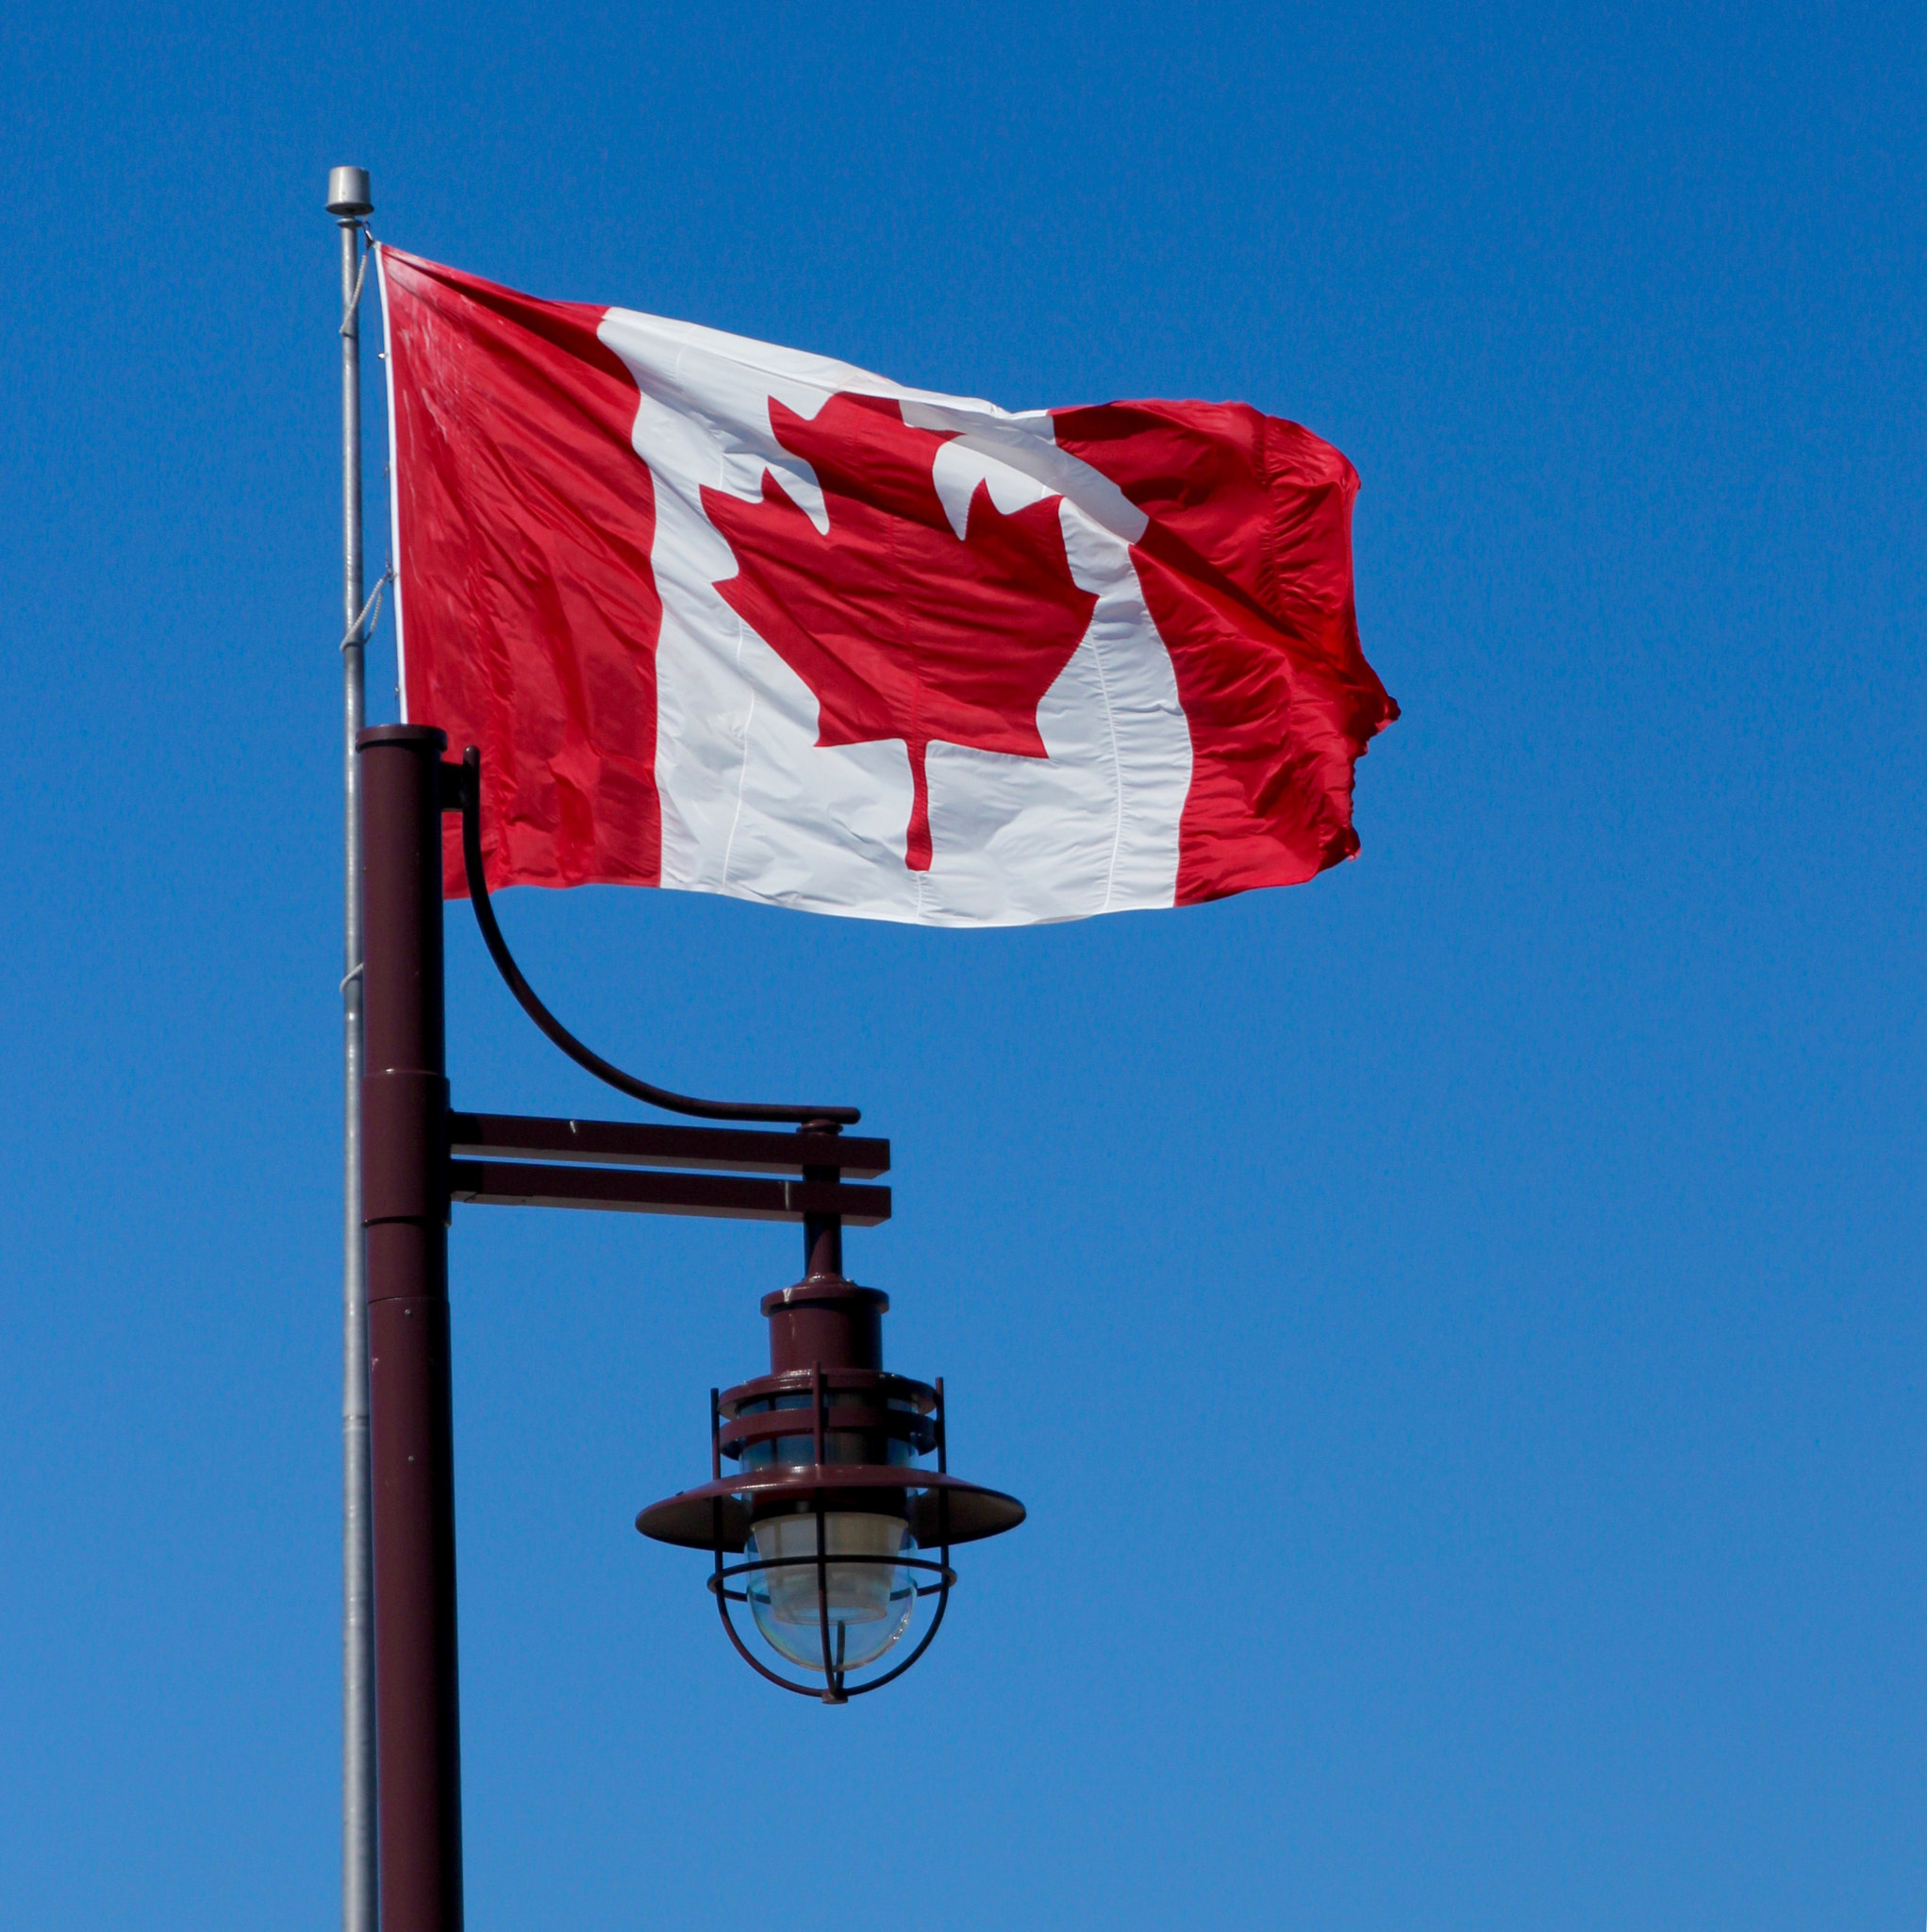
[{"x1": 327, "y1": 161, "x2": 378, "y2": 1932}]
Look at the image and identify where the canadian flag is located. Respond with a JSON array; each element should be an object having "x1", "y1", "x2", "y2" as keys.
[{"x1": 377, "y1": 247, "x2": 1396, "y2": 924}]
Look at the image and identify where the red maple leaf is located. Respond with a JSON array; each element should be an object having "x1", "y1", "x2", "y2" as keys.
[{"x1": 702, "y1": 392, "x2": 1099, "y2": 871}]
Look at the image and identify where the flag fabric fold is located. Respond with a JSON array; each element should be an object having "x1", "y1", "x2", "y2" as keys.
[{"x1": 376, "y1": 245, "x2": 1395, "y2": 924}]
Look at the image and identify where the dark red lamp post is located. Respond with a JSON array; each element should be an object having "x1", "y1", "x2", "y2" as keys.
[{"x1": 357, "y1": 724, "x2": 1023, "y2": 1932}]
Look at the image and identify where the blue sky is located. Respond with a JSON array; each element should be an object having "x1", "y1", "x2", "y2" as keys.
[{"x1": 0, "y1": 3, "x2": 1921, "y2": 1927}]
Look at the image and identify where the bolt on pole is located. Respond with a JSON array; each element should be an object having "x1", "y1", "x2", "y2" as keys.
[{"x1": 328, "y1": 160, "x2": 378, "y2": 1932}]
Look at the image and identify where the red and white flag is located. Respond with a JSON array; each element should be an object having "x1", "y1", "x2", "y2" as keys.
[{"x1": 377, "y1": 247, "x2": 1396, "y2": 924}]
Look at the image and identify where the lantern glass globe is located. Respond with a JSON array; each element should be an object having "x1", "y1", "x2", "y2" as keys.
[{"x1": 747, "y1": 1511, "x2": 916, "y2": 1672}]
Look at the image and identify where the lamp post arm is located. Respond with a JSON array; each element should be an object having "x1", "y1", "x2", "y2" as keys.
[{"x1": 454, "y1": 746, "x2": 860, "y2": 1126}]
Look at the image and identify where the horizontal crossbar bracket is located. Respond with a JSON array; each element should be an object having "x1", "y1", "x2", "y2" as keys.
[
  {"x1": 446, "y1": 1112, "x2": 889, "y2": 1179},
  {"x1": 447, "y1": 1158, "x2": 891, "y2": 1225}
]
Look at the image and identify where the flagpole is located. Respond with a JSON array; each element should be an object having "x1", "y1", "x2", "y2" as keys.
[{"x1": 328, "y1": 162, "x2": 378, "y2": 1932}]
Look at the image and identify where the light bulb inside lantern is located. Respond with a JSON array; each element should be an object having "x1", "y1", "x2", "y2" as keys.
[{"x1": 746, "y1": 1511, "x2": 916, "y2": 1672}]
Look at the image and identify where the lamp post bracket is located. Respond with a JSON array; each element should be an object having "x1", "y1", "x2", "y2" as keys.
[
  {"x1": 447, "y1": 1158, "x2": 891, "y2": 1225},
  {"x1": 446, "y1": 1111, "x2": 889, "y2": 1178}
]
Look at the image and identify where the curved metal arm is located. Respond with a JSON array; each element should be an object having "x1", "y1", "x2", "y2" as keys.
[{"x1": 457, "y1": 745, "x2": 860, "y2": 1125}]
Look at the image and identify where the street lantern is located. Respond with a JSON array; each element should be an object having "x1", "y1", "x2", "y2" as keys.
[
  {"x1": 355, "y1": 724, "x2": 1025, "y2": 1927},
  {"x1": 639, "y1": 1275, "x2": 1023, "y2": 1701}
]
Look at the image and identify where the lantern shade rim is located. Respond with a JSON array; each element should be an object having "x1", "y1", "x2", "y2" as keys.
[{"x1": 636, "y1": 1464, "x2": 1024, "y2": 1551}]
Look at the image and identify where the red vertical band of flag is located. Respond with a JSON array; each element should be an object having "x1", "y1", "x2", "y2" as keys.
[
  {"x1": 381, "y1": 249, "x2": 664, "y2": 894},
  {"x1": 1053, "y1": 404, "x2": 1393, "y2": 905}
]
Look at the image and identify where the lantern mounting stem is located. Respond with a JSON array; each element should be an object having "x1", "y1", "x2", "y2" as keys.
[{"x1": 453, "y1": 746, "x2": 861, "y2": 1125}]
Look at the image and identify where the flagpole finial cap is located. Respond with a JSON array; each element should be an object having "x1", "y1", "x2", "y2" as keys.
[{"x1": 326, "y1": 166, "x2": 373, "y2": 218}]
